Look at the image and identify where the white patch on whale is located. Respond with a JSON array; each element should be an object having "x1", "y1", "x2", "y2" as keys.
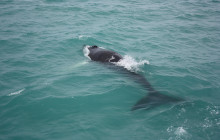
[{"x1": 109, "y1": 56, "x2": 115, "y2": 62}]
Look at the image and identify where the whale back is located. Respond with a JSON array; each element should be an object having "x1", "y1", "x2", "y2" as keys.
[{"x1": 88, "y1": 46, "x2": 122, "y2": 62}]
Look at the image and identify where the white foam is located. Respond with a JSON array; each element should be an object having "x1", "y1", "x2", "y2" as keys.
[
  {"x1": 174, "y1": 127, "x2": 187, "y2": 136},
  {"x1": 8, "y1": 88, "x2": 25, "y2": 96},
  {"x1": 167, "y1": 126, "x2": 174, "y2": 133},
  {"x1": 114, "y1": 55, "x2": 149, "y2": 72},
  {"x1": 78, "y1": 35, "x2": 84, "y2": 39},
  {"x1": 83, "y1": 45, "x2": 91, "y2": 60}
]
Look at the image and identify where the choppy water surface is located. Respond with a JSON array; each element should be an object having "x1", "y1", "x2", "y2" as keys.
[{"x1": 0, "y1": 0, "x2": 220, "y2": 139}]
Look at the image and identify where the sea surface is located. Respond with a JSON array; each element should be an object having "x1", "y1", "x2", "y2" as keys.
[{"x1": 0, "y1": 0, "x2": 220, "y2": 139}]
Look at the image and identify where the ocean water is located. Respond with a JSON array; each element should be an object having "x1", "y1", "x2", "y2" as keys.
[{"x1": 0, "y1": 0, "x2": 220, "y2": 139}]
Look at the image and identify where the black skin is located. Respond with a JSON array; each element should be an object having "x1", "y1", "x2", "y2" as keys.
[
  {"x1": 86, "y1": 45, "x2": 184, "y2": 111},
  {"x1": 88, "y1": 45, "x2": 123, "y2": 62}
]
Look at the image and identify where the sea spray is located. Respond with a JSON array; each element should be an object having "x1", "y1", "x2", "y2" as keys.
[{"x1": 114, "y1": 55, "x2": 149, "y2": 72}]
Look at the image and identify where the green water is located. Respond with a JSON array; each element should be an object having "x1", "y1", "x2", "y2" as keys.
[{"x1": 0, "y1": 0, "x2": 220, "y2": 139}]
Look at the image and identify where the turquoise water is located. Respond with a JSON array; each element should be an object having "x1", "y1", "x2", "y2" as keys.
[{"x1": 0, "y1": 0, "x2": 220, "y2": 139}]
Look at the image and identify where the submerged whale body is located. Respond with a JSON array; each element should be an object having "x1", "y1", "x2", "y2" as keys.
[{"x1": 84, "y1": 45, "x2": 183, "y2": 111}]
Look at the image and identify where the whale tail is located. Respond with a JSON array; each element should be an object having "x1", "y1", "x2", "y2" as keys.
[
  {"x1": 125, "y1": 72, "x2": 184, "y2": 111},
  {"x1": 131, "y1": 91, "x2": 184, "y2": 111}
]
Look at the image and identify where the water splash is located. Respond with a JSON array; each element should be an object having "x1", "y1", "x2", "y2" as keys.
[
  {"x1": 174, "y1": 127, "x2": 187, "y2": 136},
  {"x1": 83, "y1": 45, "x2": 91, "y2": 60},
  {"x1": 115, "y1": 55, "x2": 149, "y2": 72},
  {"x1": 167, "y1": 126, "x2": 190, "y2": 140}
]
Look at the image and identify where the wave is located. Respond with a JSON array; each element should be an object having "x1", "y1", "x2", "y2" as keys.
[
  {"x1": 8, "y1": 88, "x2": 25, "y2": 96},
  {"x1": 78, "y1": 35, "x2": 90, "y2": 40}
]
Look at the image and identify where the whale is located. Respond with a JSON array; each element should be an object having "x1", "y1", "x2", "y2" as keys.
[{"x1": 83, "y1": 45, "x2": 183, "y2": 111}]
